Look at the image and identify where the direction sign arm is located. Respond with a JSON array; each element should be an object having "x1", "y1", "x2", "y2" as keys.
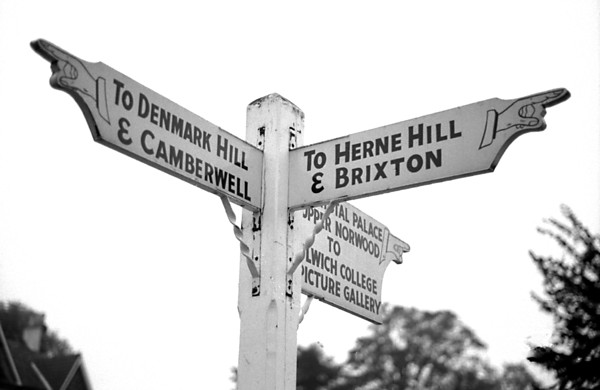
[
  {"x1": 288, "y1": 88, "x2": 570, "y2": 209},
  {"x1": 295, "y1": 201, "x2": 410, "y2": 324},
  {"x1": 32, "y1": 39, "x2": 264, "y2": 211}
]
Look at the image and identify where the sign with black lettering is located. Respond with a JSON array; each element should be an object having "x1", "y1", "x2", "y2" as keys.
[
  {"x1": 296, "y1": 202, "x2": 409, "y2": 323},
  {"x1": 32, "y1": 39, "x2": 262, "y2": 210},
  {"x1": 289, "y1": 89, "x2": 570, "y2": 209}
]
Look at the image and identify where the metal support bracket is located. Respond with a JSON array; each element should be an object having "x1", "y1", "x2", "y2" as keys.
[
  {"x1": 289, "y1": 126, "x2": 300, "y2": 150},
  {"x1": 298, "y1": 295, "x2": 314, "y2": 328},
  {"x1": 286, "y1": 201, "x2": 337, "y2": 296},
  {"x1": 256, "y1": 126, "x2": 266, "y2": 150},
  {"x1": 221, "y1": 195, "x2": 260, "y2": 296}
]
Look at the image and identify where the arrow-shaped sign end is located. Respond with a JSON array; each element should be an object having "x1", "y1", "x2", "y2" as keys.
[
  {"x1": 382, "y1": 231, "x2": 410, "y2": 265},
  {"x1": 480, "y1": 87, "x2": 570, "y2": 150}
]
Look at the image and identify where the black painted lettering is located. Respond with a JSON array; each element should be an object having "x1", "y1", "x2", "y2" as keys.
[
  {"x1": 205, "y1": 163, "x2": 214, "y2": 183},
  {"x1": 117, "y1": 117, "x2": 132, "y2": 145},
  {"x1": 373, "y1": 162, "x2": 387, "y2": 180},
  {"x1": 122, "y1": 90, "x2": 133, "y2": 111},
  {"x1": 335, "y1": 141, "x2": 350, "y2": 165},
  {"x1": 141, "y1": 130, "x2": 154, "y2": 154},
  {"x1": 159, "y1": 107, "x2": 170, "y2": 131},
  {"x1": 243, "y1": 180, "x2": 251, "y2": 201},
  {"x1": 450, "y1": 120, "x2": 461, "y2": 138},
  {"x1": 184, "y1": 153, "x2": 194, "y2": 173},
  {"x1": 391, "y1": 133, "x2": 402, "y2": 152},
  {"x1": 169, "y1": 145, "x2": 183, "y2": 169},
  {"x1": 335, "y1": 168, "x2": 348, "y2": 189},
  {"x1": 171, "y1": 115, "x2": 184, "y2": 137},
  {"x1": 407, "y1": 154, "x2": 423, "y2": 172},
  {"x1": 351, "y1": 167, "x2": 363, "y2": 185},
  {"x1": 239, "y1": 150, "x2": 247, "y2": 170},
  {"x1": 311, "y1": 172, "x2": 324, "y2": 193},
  {"x1": 156, "y1": 141, "x2": 168, "y2": 163},
  {"x1": 138, "y1": 93, "x2": 149, "y2": 118},
  {"x1": 228, "y1": 174, "x2": 235, "y2": 194},
  {"x1": 408, "y1": 124, "x2": 424, "y2": 148},
  {"x1": 427, "y1": 149, "x2": 442, "y2": 169},
  {"x1": 217, "y1": 135, "x2": 228, "y2": 159},
  {"x1": 436, "y1": 123, "x2": 447, "y2": 142},
  {"x1": 215, "y1": 167, "x2": 228, "y2": 189},
  {"x1": 351, "y1": 143, "x2": 361, "y2": 161},
  {"x1": 314, "y1": 152, "x2": 326, "y2": 169},
  {"x1": 374, "y1": 137, "x2": 389, "y2": 156},
  {"x1": 391, "y1": 157, "x2": 405, "y2": 175},
  {"x1": 304, "y1": 149, "x2": 316, "y2": 171},
  {"x1": 193, "y1": 126, "x2": 202, "y2": 148},
  {"x1": 113, "y1": 79, "x2": 125, "y2": 106},
  {"x1": 363, "y1": 140, "x2": 374, "y2": 158},
  {"x1": 150, "y1": 103, "x2": 159, "y2": 125},
  {"x1": 202, "y1": 129, "x2": 212, "y2": 152},
  {"x1": 183, "y1": 123, "x2": 193, "y2": 143},
  {"x1": 195, "y1": 158, "x2": 203, "y2": 179}
]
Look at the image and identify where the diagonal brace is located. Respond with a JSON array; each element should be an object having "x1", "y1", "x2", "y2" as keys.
[
  {"x1": 221, "y1": 195, "x2": 260, "y2": 295},
  {"x1": 288, "y1": 201, "x2": 337, "y2": 277}
]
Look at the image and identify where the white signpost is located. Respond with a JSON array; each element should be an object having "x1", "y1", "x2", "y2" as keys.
[
  {"x1": 33, "y1": 38, "x2": 570, "y2": 390},
  {"x1": 295, "y1": 202, "x2": 409, "y2": 323}
]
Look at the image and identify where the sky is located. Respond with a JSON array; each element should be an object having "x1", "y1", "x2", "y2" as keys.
[{"x1": 0, "y1": 1, "x2": 599, "y2": 389}]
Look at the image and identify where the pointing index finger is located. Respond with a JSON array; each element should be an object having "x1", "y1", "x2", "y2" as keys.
[
  {"x1": 524, "y1": 88, "x2": 571, "y2": 108},
  {"x1": 31, "y1": 39, "x2": 77, "y2": 64}
]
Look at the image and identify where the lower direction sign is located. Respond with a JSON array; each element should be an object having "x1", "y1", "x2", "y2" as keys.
[{"x1": 295, "y1": 202, "x2": 409, "y2": 324}]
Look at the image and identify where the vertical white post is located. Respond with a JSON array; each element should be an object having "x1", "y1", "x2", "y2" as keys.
[{"x1": 237, "y1": 94, "x2": 304, "y2": 389}]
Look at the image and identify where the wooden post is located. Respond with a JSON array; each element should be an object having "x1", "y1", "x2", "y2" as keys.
[{"x1": 237, "y1": 94, "x2": 304, "y2": 389}]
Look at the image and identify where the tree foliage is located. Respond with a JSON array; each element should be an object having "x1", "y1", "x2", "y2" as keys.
[
  {"x1": 0, "y1": 301, "x2": 73, "y2": 357},
  {"x1": 334, "y1": 305, "x2": 508, "y2": 390},
  {"x1": 501, "y1": 363, "x2": 542, "y2": 390},
  {"x1": 297, "y1": 344, "x2": 341, "y2": 390},
  {"x1": 528, "y1": 205, "x2": 600, "y2": 389},
  {"x1": 231, "y1": 304, "x2": 539, "y2": 389}
]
